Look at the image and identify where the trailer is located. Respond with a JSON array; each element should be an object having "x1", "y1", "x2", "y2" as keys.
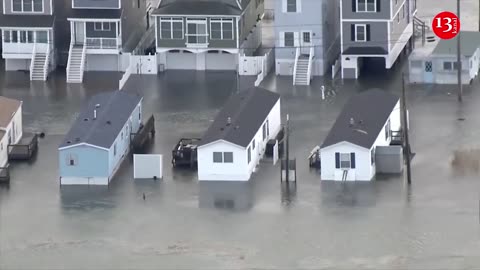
[{"x1": 172, "y1": 138, "x2": 201, "y2": 169}]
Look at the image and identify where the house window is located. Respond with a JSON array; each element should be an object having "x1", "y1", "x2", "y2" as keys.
[
  {"x1": 425, "y1": 61, "x2": 433, "y2": 72},
  {"x1": 11, "y1": 31, "x2": 18, "y2": 43},
  {"x1": 3, "y1": 31, "x2": 10, "y2": 43},
  {"x1": 186, "y1": 18, "x2": 208, "y2": 44},
  {"x1": 160, "y1": 17, "x2": 184, "y2": 39},
  {"x1": 262, "y1": 123, "x2": 267, "y2": 140},
  {"x1": 36, "y1": 31, "x2": 48, "y2": 43},
  {"x1": 286, "y1": 0, "x2": 297, "y2": 12},
  {"x1": 224, "y1": 152, "x2": 233, "y2": 163},
  {"x1": 213, "y1": 152, "x2": 223, "y2": 163},
  {"x1": 284, "y1": 32, "x2": 294, "y2": 47},
  {"x1": 94, "y1": 22, "x2": 111, "y2": 31},
  {"x1": 340, "y1": 153, "x2": 351, "y2": 169},
  {"x1": 114, "y1": 143, "x2": 117, "y2": 156},
  {"x1": 371, "y1": 148, "x2": 375, "y2": 164},
  {"x1": 302, "y1": 32, "x2": 310, "y2": 43},
  {"x1": 67, "y1": 154, "x2": 77, "y2": 166},
  {"x1": 443, "y1": 61, "x2": 452, "y2": 70},
  {"x1": 210, "y1": 18, "x2": 233, "y2": 40},
  {"x1": 385, "y1": 119, "x2": 391, "y2": 140},
  {"x1": 356, "y1": 0, "x2": 376, "y2": 12},
  {"x1": 402, "y1": 5, "x2": 405, "y2": 19},
  {"x1": 12, "y1": 0, "x2": 43, "y2": 12},
  {"x1": 247, "y1": 147, "x2": 251, "y2": 164},
  {"x1": 252, "y1": 139, "x2": 256, "y2": 150},
  {"x1": 354, "y1": 24, "x2": 367, "y2": 42}
]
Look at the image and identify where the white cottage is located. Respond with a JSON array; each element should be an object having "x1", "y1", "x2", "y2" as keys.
[
  {"x1": 197, "y1": 87, "x2": 281, "y2": 181},
  {"x1": 0, "y1": 96, "x2": 23, "y2": 167},
  {"x1": 320, "y1": 90, "x2": 401, "y2": 181}
]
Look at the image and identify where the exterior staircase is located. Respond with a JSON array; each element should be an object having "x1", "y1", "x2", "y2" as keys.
[
  {"x1": 66, "y1": 44, "x2": 86, "y2": 83},
  {"x1": 293, "y1": 47, "x2": 314, "y2": 85},
  {"x1": 30, "y1": 51, "x2": 48, "y2": 81}
]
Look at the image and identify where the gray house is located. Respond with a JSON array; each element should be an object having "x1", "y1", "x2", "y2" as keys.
[
  {"x1": 274, "y1": 0, "x2": 340, "y2": 85},
  {"x1": 153, "y1": 0, "x2": 264, "y2": 71},
  {"x1": 409, "y1": 31, "x2": 480, "y2": 85},
  {"x1": 340, "y1": 0, "x2": 417, "y2": 79},
  {"x1": 0, "y1": 0, "x2": 57, "y2": 81},
  {"x1": 66, "y1": 0, "x2": 148, "y2": 83}
]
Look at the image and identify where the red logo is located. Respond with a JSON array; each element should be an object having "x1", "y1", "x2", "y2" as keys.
[{"x1": 432, "y1": 11, "x2": 460, "y2": 40}]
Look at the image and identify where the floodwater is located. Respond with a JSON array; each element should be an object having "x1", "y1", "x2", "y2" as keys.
[{"x1": 1, "y1": 2, "x2": 480, "y2": 268}]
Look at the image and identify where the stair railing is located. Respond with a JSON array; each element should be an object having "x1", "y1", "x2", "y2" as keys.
[
  {"x1": 66, "y1": 42, "x2": 74, "y2": 81},
  {"x1": 292, "y1": 47, "x2": 300, "y2": 85},
  {"x1": 79, "y1": 44, "x2": 87, "y2": 82},
  {"x1": 29, "y1": 43, "x2": 37, "y2": 81},
  {"x1": 306, "y1": 46, "x2": 314, "y2": 84},
  {"x1": 43, "y1": 46, "x2": 51, "y2": 81}
]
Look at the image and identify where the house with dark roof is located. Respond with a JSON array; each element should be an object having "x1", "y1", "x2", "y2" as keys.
[
  {"x1": 58, "y1": 90, "x2": 143, "y2": 185},
  {"x1": 153, "y1": 0, "x2": 264, "y2": 71},
  {"x1": 197, "y1": 87, "x2": 281, "y2": 181},
  {"x1": 0, "y1": 0, "x2": 57, "y2": 81},
  {"x1": 409, "y1": 31, "x2": 480, "y2": 84},
  {"x1": 320, "y1": 89, "x2": 401, "y2": 181},
  {"x1": 0, "y1": 96, "x2": 23, "y2": 168},
  {"x1": 65, "y1": 0, "x2": 148, "y2": 83}
]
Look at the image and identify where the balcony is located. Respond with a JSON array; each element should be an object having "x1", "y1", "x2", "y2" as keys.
[{"x1": 86, "y1": 38, "x2": 120, "y2": 50}]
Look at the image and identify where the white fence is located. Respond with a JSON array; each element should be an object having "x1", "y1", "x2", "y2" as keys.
[
  {"x1": 238, "y1": 49, "x2": 275, "y2": 87},
  {"x1": 119, "y1": 54, "x2": 157, "y2": 89}
]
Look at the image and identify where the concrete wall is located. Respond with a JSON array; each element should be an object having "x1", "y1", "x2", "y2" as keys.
[
  {"x1": 4, "y1": 0, "x2": 53, "y2": 15},
  {"x1": 73, "y1": 0, "x2": 120, "y2": 9}
]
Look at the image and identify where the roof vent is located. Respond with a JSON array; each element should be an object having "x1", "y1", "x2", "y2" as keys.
[
  {"x1": 349, "y1": 117, "x2": 355, "y2": 127},
  {"x1": 83, "y1": 118, "x2": 89, "y2": 121},
  {"x1": 227, "y1": 117, "x2": 232, "y2": 126},
  {"x1": 106, "y1": 120, "x2": 111, "y2": 125},
  {"x1": 66, "y1": 140, "x2": 71, "y2": 144}
]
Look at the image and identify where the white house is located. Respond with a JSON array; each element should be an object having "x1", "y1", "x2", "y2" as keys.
[
  {"x1": 197, "y1": 87, "x2": 281, "y2": 181},
  {"x1": 409, "y1": 31, "x2": 480, "y2": 85},
  {"x1": 320, "y1": 89, "x2": 401, "y2": 181},
  {"x1": 0, "y1": 96, "x2": 23, "y2": 167}
]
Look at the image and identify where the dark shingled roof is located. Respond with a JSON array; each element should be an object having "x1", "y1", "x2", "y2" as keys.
[
  {"x1": 321, "y1": 89, "x2": 399, "y2": 149},
  {"x1": 59, "y1": 91, "x2": 142, "y2": 149},
  {"x1": 152, "y1": 0, "x2": 250, "y2": 16},
  {"x1": 343, "y1": 47, "x2": 388, "y2": 55},
  {"x1": 199, "y1": 87, "x2": 280, "y2": 148},
  {"x1": 69, "y1": 9, "x2": 122, "y2": 19},
  {"x1": 0, "y1": 15, "x2": 55, "y2": 28}
]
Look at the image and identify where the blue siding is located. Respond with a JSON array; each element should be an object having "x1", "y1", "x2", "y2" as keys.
[
  {"x1": 107, "y1": 102, "x2": 142, "y2": 176},
  {"x1": 59, "y1": 145, "x2": 109, "y2": 178}
]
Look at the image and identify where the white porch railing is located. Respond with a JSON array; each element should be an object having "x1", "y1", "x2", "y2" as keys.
[
  {"x1": 43, "y1": 47, "x2": 51, "y2": 81},
  {"x1": 86, "y1": 38, "x2": 119, "y2": 49},
  {"x1": 29, "y1": 43, "x2": 37, "y2": 81},
  {"x1": 292, "y1": 47, "x2": 300, "y2": 85},
  {"x1": 306, "y1": 46, "x2": 314, "y2": 83}
]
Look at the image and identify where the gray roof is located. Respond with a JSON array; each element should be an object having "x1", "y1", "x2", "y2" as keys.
[
  {"x1": 0, "y1": 15, "x2": 55, "y2": 28},
  {"x1": 321, "y1": 89, "x2": 399, "y2": 149},
  {"x1": 432, "y1": 31, "x2": 480, "y2": 56},
  {"x1": 152, "y1": 0, "x2": 250, "y2": 16},
  {"x1": 199, "y1": 87, "x2": 280, "y2": 148},
  {"x1": 60, "y1": 91, "x2": 142, "y2": 150},
  {"x1": 69, "y1": 9, "x2": 122, "y2": 19}
]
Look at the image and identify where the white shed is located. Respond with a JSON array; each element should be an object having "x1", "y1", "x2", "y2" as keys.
[
  {"x1": 320, "y1": 90, "x2": 401, "y2": 181},
  {"x1": 197, "y1": 87, "x2": 281, "y2": 181},
  {"x1": 0, "y1": 96, "x2": 23, "y2": 168},
  {"x1": 409, "y1": 31, "x2": 480, "y2": 84}
]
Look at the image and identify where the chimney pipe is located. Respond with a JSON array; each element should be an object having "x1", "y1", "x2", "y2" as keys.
[{"x1": 94, "y1": 109, "x2": 97, "y2": 120}]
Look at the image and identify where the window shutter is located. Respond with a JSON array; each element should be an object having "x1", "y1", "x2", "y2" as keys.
[
  {"x1": 350, "y1": 153, "x2": 356, "y2": 169},
  {"x1": 376, "y1": 0, "x2": 381, "y2": 12},
  {"x1": 351, "y1": 25, "x2": 355, "y2": 41},
  {"x1": 366, "y1": 25, "x2": 371, "y2": 41},
  {"x1": 282, "y1": 0, "x2": 287, "y2": 12},
  {"x1": 335, "y1": 152, "x2": 340, "y2": 168},
  {"x1": 293, "y1": 32, "x2": 299, "y2": 47},
  {"x1": 352, "y1": 0, "x2": 356, "y2": 12}
]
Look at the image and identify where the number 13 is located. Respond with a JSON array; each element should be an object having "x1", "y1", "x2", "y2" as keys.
[{"x1": 436, "y1": 17, "x2": 453, "y2": 32}]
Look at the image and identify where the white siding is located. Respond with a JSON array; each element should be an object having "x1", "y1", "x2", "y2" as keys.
[
  {"x1": 198, "y1": 141, "x2": 247, "y2": 181},
  {"x1": 320, "y1": 142, "x2": 370, "y2": 181}
]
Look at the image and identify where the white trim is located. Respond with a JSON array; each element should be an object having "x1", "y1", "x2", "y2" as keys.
[
  {"x1": 354, "y1": 24, "x2": 367, "y2": 42},
  {"x1": 340, "y1": 0, "x2": 343, "y2": 78},
  {"x1": 343, "y1": 19, "x2": 391, "y2": 22},
  {"x1": 185, "y1": 18, "x2": 208, "y2": 45},
  {"x1": 209, "y1": 18, "x2": 234, "y2": 40},
  {"x1": 93, "y1": 22, "x2": 111, "y2": 31},
  {"x1": 159, "y1": 17, "x2": 184, "y2": 39},
  {"x1": 355, "y1": 0, "x2": 376, "y2": 13},
  {"x1": 387, "y1": 19, "x2": 391, "y2": 51},
  {"x1": 67, "y1": 18, "x2": 121, "y2": 22},
  {"x1": 321, "y1": 141, "x2": 370, "y2": 152},
  {"x1": 152, "y1": 14, "x2": 239, "y2": 18},
  {"x1": 235, "y1": 17, "x2": 239, "y2": 49},
  {"x1": 58, "y1": 142, "x2": 109, "y2": 151},
  {"x1": 283, "y1": 0, "x2": 301, "y2": 13},
  {"x1": 293, "y1": 32, "x2": 299, "y2": 47}
]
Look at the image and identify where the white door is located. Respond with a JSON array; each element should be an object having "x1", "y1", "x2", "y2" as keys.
[
  {"x1": 301, "y1": 31, "x2": 312, "y2": 55},
  {"x1": 75, "y1": 22, "x2": 85, "y2": 44}
]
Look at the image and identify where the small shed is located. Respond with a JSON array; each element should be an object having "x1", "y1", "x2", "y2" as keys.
[
  {"x1": 0, "y1": 96, "x2": 23, "y2": 168},
  {"x1": 133, "y1": 154, "x2": 163, "y2": 179},
  {"x1": 58, "y1": 91, "x2": 143, "y2": 185},
  {"x1": 409, "y1": 31, "x2": 480, "y2": 84},
  {"x1": 197, "y1": 87, "x2": 281, "y2": 181},
  {"x1": 320, "y1": 90, "x2": 402, "y2": 181}
]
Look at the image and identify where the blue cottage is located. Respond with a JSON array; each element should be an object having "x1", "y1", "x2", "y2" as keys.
[{"x1": 59, "y1": 91, "x2": 143, "y2": 185}]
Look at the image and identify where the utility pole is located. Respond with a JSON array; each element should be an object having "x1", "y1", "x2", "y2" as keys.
[
  {"x1": 285, "y1": 114, "x2": 290, "y2": 183},
  {"x1": 402, "y1": 74, "x2": 412, "y2": 184},
  {"x1": 457, "y1": 0, "x2": 463, "y2": 102}
]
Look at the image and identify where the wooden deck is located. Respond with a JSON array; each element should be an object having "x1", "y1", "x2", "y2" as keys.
[
  {"x1": 8, "y1": 134, "x2": 38, "y2": 161},
  {"x1": 130, "y1": 115, "x2": 155, "y2": 153}
]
